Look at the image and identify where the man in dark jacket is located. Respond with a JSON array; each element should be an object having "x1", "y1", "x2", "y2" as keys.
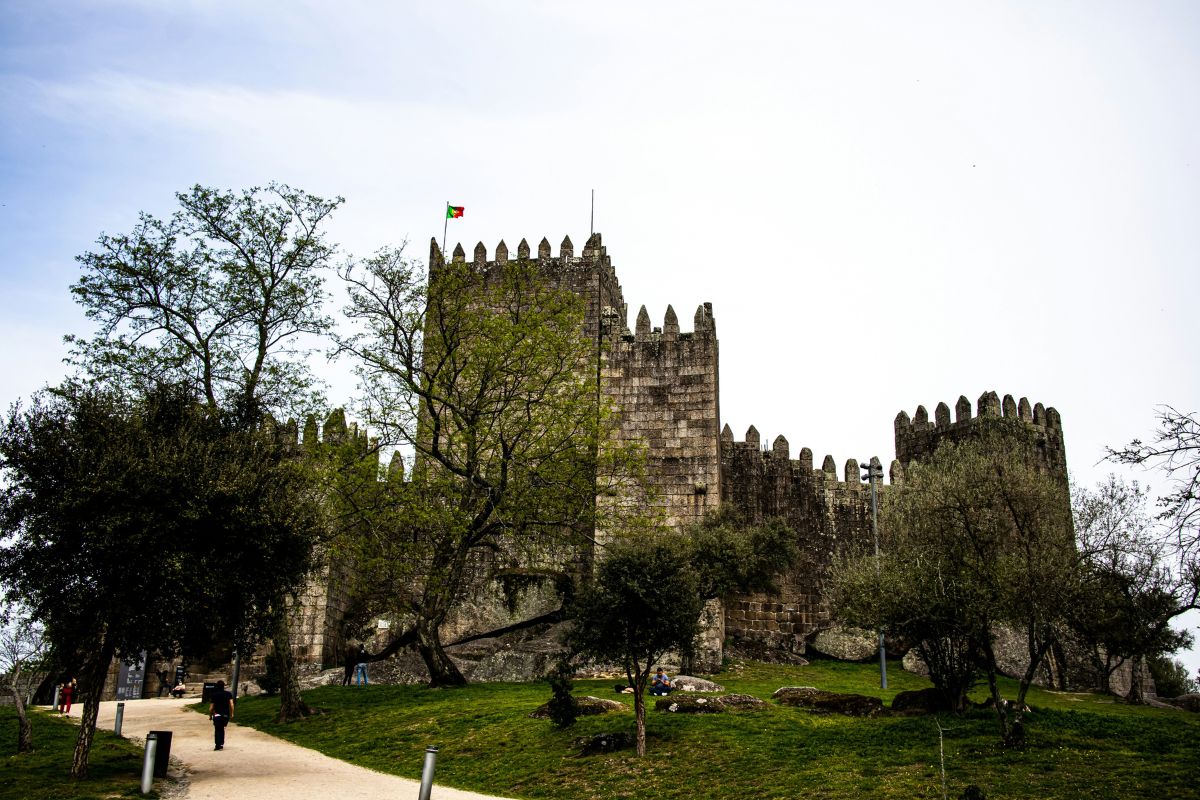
[{"x1": 208, "y1": 680, "x2": 235, "y2": 750}]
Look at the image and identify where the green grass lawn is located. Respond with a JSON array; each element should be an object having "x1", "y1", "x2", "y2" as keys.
[
  {"x1": 0, "y1": 706, "x2": 155, "y2": 800},
  {"x1": 228, "y1": 659, "x2": 1200, "y2": 800}
]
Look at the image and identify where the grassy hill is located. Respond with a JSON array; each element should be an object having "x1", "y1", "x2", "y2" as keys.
[
  {"x1": 3, "y1": 659, "x2": 1193, "y2": 799},
  {"x1": 228, "y1": 659, "x2": 1198, "y2": 800},
  {"x1": 0, "y1": 706, "x2": 151, "y2": 800}
]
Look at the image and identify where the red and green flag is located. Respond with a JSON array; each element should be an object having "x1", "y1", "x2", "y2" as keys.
[{"x1": 446, "y1": 205, "x2": 464, "y2": 219}]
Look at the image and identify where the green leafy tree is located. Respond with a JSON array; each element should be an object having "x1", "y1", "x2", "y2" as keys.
[
  {"x1": 1071, "y1": 475, "x2": 1198, "y2": 701},
  {"x1": 65, "y1": 184, "x2": 342, "y2": 720},
  {"x1": 565, "y1": 536, "x2": 704, "y2": 757},
  {"x1": 0, "y1": 386, "x2": 322, "y2": 776},
  {"x1": 68, "y1": 183, "x2": 339, "y2": 422},
  {"x1": 831, "y1": 421, "x2": 1076, "y2": 744},
  {"x1": 1147, "y1": 654, "x2": 1199, "y2": 698},
  {"x1": 677, "y1": 510, "x2": 797, "y2": 671},
  {"x1": 335, "y1": 245, "x2": 639, "y2": 686}
]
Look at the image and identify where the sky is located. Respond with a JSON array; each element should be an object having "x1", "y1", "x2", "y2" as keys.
[{"x1": 1, "y1": 1, "x2": 1198, "y2": 674}]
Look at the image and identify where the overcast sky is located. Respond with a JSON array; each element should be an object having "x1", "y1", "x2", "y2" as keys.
[{"x1": 2, "y1": 1, "x2": 1198, "y2": 673}]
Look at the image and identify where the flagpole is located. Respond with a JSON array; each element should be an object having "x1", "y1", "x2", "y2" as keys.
[
  {"x1": 441, "y1": 200, "x2": 449, "y2": 260},
  {"x1": 590, "y1": 189, "x2": 594, "y2": 236}
]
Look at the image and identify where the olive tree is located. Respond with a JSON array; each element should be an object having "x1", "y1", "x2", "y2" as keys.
[
  {"x1": 831, "y1": 421, "x2": 1076, "y2": 745},
  {"x1": 564, "y1": 535, "x2": 703, "y2": 757}
]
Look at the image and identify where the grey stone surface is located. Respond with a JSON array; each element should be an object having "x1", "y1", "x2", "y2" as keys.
[
  {"x1": 529, "y1": 696, "x2": 626, "y2": 719},
  {"x1": 771, "y1": 686, "x2": 884, "y2": 717},
  {"x1": 672, "y1": 675, "x2": 724, "y2": 692},
  {"x1": 809, "y1": 626, "x2": 880, "y2": 662}
]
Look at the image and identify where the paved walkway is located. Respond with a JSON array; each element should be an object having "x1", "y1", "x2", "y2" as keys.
[{"x1": 71, "y1": 697, "x2": 513, "y2": 800}]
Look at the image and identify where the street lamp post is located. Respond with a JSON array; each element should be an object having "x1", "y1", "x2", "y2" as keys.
[{"x1": 861, "y1": 457, "x2": 887, "y2": 689}]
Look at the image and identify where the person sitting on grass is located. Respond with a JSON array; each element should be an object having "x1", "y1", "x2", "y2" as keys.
[{"x1": 650, "y1": 667, "x2": 673, "y2": 696}]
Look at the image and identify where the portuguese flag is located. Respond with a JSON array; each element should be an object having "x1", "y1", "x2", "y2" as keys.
[{"x1": 446, "y1": 205, "x2": 464, "y2": 219}]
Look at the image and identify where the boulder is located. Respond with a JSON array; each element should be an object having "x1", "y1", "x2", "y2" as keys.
[
  {"x1": 808, "y1": 626, "x2": 879, "y2": 662},
  {"x1": 530, "y1": 695, "x2": 626, "y2": 719},
  {"x1": 891, "y1": 688, "x2": 951, "y2": 714},
  {"x1": 466, "y1": 648, "x2": 558, "y2": 683},
  {"x1": 656, "y1": 695, "x2": 722, "y2": 714},
  {"x1": 902, "y1": 649, "x2": 930, "y2": 677},
  {"x1": 718, "y1": 693, "x2": 770, "y2": 711},
  {"x1": 1166, "y1": 693, "x2": 1200, "y2": 713},
  {"x1": 772, "y1": 686, "x2": 884, "y2": 717},
  {"x1": 672, "y1": 675, "x2": 724, "y2": 692},
  {"x1": 654, "y1": 693, "x2": 767, "y2": 714}
]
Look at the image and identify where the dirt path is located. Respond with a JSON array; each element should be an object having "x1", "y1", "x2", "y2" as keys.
[{"x1": 78, "y1": 697, "x2": 514, "y2": 800}]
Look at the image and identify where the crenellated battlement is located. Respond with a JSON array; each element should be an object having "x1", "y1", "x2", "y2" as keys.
[
  {"x1": 894, "y1": 390, "x2": 1067, "y2": 474},
  {"x1": 719, "y1": 424, "x2": 901, "y2": 488},
  {"x1": 620, "y1": 302, "x2": 717, "y2": 343},
  {"x1": 431, "y1": 232, "x2": 618, "y2": 281}
]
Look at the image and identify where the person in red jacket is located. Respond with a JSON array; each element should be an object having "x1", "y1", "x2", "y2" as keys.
[{"x1": 59, "y1": 678, "x2": 76, "y2": 714}]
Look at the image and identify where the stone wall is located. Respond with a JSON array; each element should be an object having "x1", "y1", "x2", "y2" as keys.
[
  {"x1": 718, "y1": 428, "x2": 898, "y2": 652},
  {"x1": 601, "y1": 303, "x2": 722, "y2": 532}
]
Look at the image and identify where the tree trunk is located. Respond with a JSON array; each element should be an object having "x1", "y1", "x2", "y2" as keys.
[
  {"x1": 9, "y1": 665, "x2": 32, "y2": 754},
  {"x1": 633, "y1": 681, "x2": 646, "y2": 758},
  {"x1": 274, "y1": 615, "x2": 311, "y2": 723},
  {"x1": 71, "y1": 642, "x2": 114, "y2": 779},
  {"x1": 416, "y1": 617, "x2": 466, "y2": 687},
  {"x1": 1124, "y1": 654, "x2": 1147, "y2": 704}
]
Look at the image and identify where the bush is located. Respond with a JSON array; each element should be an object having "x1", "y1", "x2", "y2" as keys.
[
  {"x1": 543, "y1": 660, "x2": 579, "y2": 728},
  {"x1": 257, "y1": 647, "x2": 285, "y2": 696}
]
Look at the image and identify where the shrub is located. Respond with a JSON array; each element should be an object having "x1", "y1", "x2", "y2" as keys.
[{"x1": 543, "y1": 660, "x2": 579, "y2": 728}]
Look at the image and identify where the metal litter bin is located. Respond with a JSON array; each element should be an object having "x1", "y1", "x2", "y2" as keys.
[
  {"x1": 148, "y1": 730, "x2": 172, "y2": 778},
  {"x1": 201, "y1": 681, "x2": 217, "y2": 703}
]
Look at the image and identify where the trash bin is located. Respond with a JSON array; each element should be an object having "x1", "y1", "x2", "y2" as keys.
[
  {"x1": 148, "y1": 730, "x2": 172, "y2": 778},
  {"x1": 201, "y1": 681, "x2": 217, "y2": 703}
]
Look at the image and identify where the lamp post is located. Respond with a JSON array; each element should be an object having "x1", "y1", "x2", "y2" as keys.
[{"x1": 861, "y1": 457, "x2": 887, "y2": 689}]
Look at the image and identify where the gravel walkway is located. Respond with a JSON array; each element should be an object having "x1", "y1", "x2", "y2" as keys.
[{"x1": 78, "y1": 697, "x2": 514, "y2": 800}]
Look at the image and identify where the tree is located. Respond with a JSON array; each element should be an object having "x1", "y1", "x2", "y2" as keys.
[
  {"x1": 1107, "y1": 406, "x2": 1200, "y2": 557},
  {"x1": 1, "y1": 601, "x2": 48, "y2": 754},
  {"x1": 68, "y1": 184, "x2": 340, "y2": 422},
  {"x1": 831, "y1": 537, "x2": 981, "y2": 714},
  {"x1": 335, "y1": 245, "x2": 637, "y2": 686},
  {"x1": 677, "y1": 510, "x2": 798, "y2": 671},
  {"x1": 0, "y1": 385, "x2": 322, "y2": 776},
  {"x1": 65, "y1": 183, "x2": 342, "y2": 719},
  {"x1": 1147, "y1": 653, "x2": 1199, "y2": 698},
  {"x1": 564, "y1": 536, "x2": 704, "y2": 757},
  {"x1": 830, "y1": 421, "x2": 1076, "y2": 744},
  {"x1": 1071, "y1": 475, "x2": 1198, "y2": 701}
]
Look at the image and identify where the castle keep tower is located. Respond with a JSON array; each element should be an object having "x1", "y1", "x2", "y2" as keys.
[{"x1": 430, "y1": 233, "x2": 723, "y2": 533}]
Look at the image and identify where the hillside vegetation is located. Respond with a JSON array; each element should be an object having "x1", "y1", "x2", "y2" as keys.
[{"x1": 230, "y1": 659, "x2": 1198, "y2": 800}]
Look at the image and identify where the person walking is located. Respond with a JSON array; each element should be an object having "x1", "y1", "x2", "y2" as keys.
[
  {"x1": 355, "y1": 645, "x2": 369, "y2": 687},
  {"x1": 207, "y1": 680, "x2": 235, "y2": 750},
  {"x1": 59, "y1": 678, "x2": 75, "y2": 714}
]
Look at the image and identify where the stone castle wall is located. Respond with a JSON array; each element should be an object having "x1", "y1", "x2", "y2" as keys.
[
  {"x1": 306, "y1": 233, "x2": 1074, "y2": 674},
  {"x1": 894, "y1": 390, "x2": 1066, "y2": 475},
  {"x1": 601, "y1": 303, "x2": 722, "y2": 531},
  {"x1": 718, "y1": 429, "x2": 899, "y2": 653}
]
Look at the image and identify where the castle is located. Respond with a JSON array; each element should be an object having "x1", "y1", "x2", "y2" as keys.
[{"x1": 288, "y1": 231, "x2": 1068, "y2": 673}]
